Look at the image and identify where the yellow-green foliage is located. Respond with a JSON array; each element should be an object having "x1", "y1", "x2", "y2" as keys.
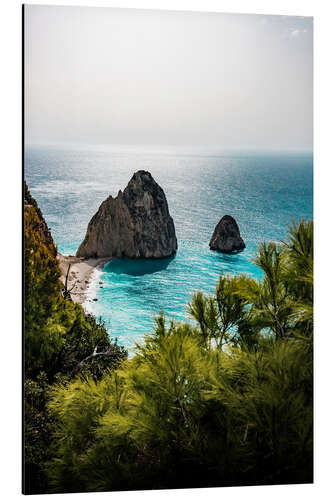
[
  {"x1": 24, "y1": 183, "x2": 127, "y2": 494},
  {"x1": 47, "y1": 327, "x2": 312, "y2": 491},
  {"x1": 24, "y1": 198, "x2": 64, "y2": 375},
  {"x1": 46, "y1": 219, "x2": 313, "y2": 492},
  {"x1": 24, "y1": 182, "x2": 126, "y2": 379}
]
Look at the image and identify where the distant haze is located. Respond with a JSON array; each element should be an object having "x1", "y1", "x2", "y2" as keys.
[{"x1": 25, "y1": 6, "x2": 313, "y2": 151}]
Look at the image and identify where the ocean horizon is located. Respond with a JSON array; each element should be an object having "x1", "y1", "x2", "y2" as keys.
[{"x1": 25, "y1": 144, "x2": 313, "y2": 351}]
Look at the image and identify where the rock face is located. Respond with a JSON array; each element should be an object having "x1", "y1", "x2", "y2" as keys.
[
  {"x1": 209, "y1": 215, "x2": 245, "y2": 253},
  {"x1": 76, "y1": 171, "x2": 177, "y2": 259},
  {"x1": 24, "y1": 181, "x2": 57, "y2": 257}
]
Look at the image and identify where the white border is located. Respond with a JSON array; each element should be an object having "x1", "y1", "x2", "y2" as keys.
[{"x1": 1, "y1": 1, "x2": 332, "y2": 499}]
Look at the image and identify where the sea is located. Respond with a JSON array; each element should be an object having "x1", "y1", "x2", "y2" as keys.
[{"x1": 25, "y1": 145, "x2": 313, "y2": 351}]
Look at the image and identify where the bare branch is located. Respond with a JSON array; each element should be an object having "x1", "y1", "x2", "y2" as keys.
[
  {"x1": 74, "y1": 345, "x2": 117, "y2": 373},
  {"x1": 65, "y1": 263, "x2": 71, "y2": 291}
]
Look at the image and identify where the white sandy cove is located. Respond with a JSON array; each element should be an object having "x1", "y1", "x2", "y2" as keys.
[{"x1": 57, "y1": 254, "x2": 111, "y2": 304}]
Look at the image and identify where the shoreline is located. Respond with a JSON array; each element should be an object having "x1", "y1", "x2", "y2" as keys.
[{"x1": 58, "y1": 254, "x2": 111, "y2": 305}]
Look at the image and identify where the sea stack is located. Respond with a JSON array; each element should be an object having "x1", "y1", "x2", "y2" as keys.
[
  {"x1": 209, "y1": 215, "x2": 245, "y2": 253},
  {"x1": 76, "y1": 171, "x2": 177, "y2": 259}
]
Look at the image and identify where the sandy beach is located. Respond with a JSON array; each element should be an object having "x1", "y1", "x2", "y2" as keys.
[{"x1": 58, "y1": 254, "x2": 111, "y2": 304}]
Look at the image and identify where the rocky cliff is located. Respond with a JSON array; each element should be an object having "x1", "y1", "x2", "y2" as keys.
[
  {"x1": 209, "y1": 215, "x2": 245, "y2": 253},
  {"x1": 24, "y1": 181, "x2": 57, "y2": 258},
  {"x1": 76, "y1": 171, "x2": 177, "y2": 259}
]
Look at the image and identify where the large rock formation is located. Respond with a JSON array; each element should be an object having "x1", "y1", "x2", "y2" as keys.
[
  {"x1": 76, "y1": 171, "x2": 177, "y2": 259},
  {"x1": 209, "y1": 215, "x2": 245, "y2": 253}
]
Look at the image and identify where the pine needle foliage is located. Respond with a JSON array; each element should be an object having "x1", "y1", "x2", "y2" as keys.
[
  {"x1": 25, "y1": 187, "x2": 313, "y2": 493},
  {"x1": 47, "y1": 320, "x2": 313, "y2": 490},
  {"x1": 187, "y1": 273, "x2": 248, "y2": 349},
  {"x1": 23, "y1": 183, "x2": 127, "y2": 493},
  {"x1": 47, "y1": 217, "x2": 313, "y2": 491}
]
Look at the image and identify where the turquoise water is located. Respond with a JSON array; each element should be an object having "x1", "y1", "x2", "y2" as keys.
[{"x1": 25, "y1": 146, "x2": 313, "y2": 350}]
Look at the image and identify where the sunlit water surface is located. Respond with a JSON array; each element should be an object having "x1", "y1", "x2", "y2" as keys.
[{"x1": 25, "y1": 146, "x2": 313, "y2": 351}]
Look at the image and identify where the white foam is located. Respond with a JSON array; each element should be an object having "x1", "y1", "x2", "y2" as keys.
[{"x1": 82, "y1": 267, "x2": 103, "y2": 314}]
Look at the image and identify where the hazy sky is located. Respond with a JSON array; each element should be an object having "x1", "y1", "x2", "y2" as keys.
[{"x1": 25, "y1": 6, "x2": 313, "y2": 151}]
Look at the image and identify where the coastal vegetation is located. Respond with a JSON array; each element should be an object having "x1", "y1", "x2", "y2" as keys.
[
  {"x1": 24, "y1": 182, "x2": 313, "y2": 493},
  {"x1": 24, "y1": 183, "x2": 127, "y2": 494}
]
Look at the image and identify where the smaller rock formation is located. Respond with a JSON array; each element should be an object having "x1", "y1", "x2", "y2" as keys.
[{"x1": 209, "y1": 215, "x2": 245, "y2": 253}]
